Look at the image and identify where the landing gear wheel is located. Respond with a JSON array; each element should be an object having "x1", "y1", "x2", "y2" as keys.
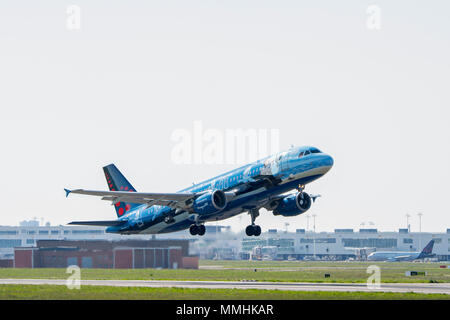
[
  {"x1": 254, "y1": 225, "x2": 261, "y2": 236},
  {"x1": 246, "y1": 208, "x2": 262, "y2": 236},
  {"x1": 245, "y1": 225, "x2": 261, "y2": 237},
  {"x1": 246, "y1": 225, "x2": 254, "y2": 236},
  {"x1": 198, "y1": 224, "x2": 206, "y2": 236},
  {"x1": 189, "y1": 224, "x2": 205, "y2": 236},
  {"x1": 189, "y1": 224, "x2": 199, "y2": 235}
]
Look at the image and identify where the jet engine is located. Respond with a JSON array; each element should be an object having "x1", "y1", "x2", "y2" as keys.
[
  {"x1": 192, "y1": 189, "x2": 227, "y2": 215},
  {"x1": 272, "y1": 192, "x2": 312, "y2": 217}
]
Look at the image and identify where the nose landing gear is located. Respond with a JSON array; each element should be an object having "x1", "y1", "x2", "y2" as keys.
[{"x1": 245, "y1": 208, "x2": 262, "y2": 236}]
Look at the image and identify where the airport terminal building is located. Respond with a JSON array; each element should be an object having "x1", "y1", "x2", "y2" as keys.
[
  {"x1": 239, "y1": 228, "x2": 450, "y2": 261},
  {"x1": 0, "y1": 220, "x2": 449, "y2": 263},
  {"x1": 0, "y1": 221, "x2": 198, "y2": 269},
  {"x1": 162, "y1": 226, "x2": 450, "y2": 261}
]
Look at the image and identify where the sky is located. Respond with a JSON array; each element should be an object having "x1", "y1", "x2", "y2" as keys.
[{"x1": 0, "y1": 1, "x2": 449, "y2": 233}]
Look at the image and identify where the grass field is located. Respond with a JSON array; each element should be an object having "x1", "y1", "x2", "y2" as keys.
[
  {"x1": 0, "y1": 260, "x2": 448, "y2": 299},
  {"x1": 0, "y1": 260, "x2": 448, "y2": 283},
  {"x1": 0, "y1": 284, "x2": 449, "y2": 300}
]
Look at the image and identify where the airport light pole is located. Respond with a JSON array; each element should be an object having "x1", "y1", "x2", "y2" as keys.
[
  {"x1": 312, "y1": 214, "x2": 317, "y2": 260},
  {"x1": 305, "y1": 214, "x2": 310, "y2": 256},
  {"x1": 418, "y1": 213, "x2": 423, "y2": 249},
  {"x1": 406, "y1": 214, "x2": 411, "y2": 233}
]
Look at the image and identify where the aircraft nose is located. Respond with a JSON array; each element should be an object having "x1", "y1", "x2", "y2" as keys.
[{"x1": 325, "y1": 154, "x2": 334, "y2": 168}]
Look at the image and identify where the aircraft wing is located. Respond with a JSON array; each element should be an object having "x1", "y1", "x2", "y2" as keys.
[
  {"x1": 235, "y1": 175, "x2": 321, "y2": 202},
  {"x1": 387, "y1": 255, "x2": 413, "y2": 262},
  {"x1": 68, "y1": 220, "x2": 128, "y2": 227},
  {"x1": 229, "y1": 174, "x2": 282, "y2": 195},
  {"x1": 64, "y1": 188, "x2": 196, "y2": 209}
]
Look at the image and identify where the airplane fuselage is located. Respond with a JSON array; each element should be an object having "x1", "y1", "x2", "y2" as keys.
[
  {"x1": 105, "y1": 146, "x2": 334, "y2": 234},
  {"x1": 367, "y1": 252, "x2": 421, "y2": 262}
]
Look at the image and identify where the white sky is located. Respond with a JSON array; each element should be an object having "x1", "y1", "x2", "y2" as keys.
[{"x1": 0, "y1": 1, "x2": 449, "y2": 233}]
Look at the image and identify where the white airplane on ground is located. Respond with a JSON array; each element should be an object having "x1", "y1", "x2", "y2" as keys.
[{"x1": 367, "y1": 240, "x2": 435, "y2": 262}]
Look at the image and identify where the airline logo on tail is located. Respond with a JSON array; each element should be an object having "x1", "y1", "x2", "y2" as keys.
[
  {"x1": 103, "y1": 164, "x2": 139, "y2": 217},
  {"x1": 418, "y1": 240, "x2": 435, "y2": 259}
]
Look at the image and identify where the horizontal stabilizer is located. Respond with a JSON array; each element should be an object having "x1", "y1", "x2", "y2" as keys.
[
  {"x1": 68, "y1": 220, "x2": 127, "y2": 227},
  {"x1": 66, "y1": 189, "x2": 195, "y2": 208}
]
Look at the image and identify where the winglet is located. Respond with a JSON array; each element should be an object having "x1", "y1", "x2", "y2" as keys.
[
  {"x1": 64, "y1": 188, "x2": 72, "y2": 198},
  {"x1": 311, "y1": 194, "x2": 321, "y2": 203}
]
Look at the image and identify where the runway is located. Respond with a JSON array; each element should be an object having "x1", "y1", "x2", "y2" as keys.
[{"x1": 0, "y1": 279, "x2": 449, "y2": 294}]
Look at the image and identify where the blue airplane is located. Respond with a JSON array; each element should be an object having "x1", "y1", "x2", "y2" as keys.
[{"x1": 65, "y1": 146, "x2": 333, "y2": 236}]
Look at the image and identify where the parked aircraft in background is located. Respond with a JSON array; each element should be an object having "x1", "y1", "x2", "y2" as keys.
[
  {"x1": 65, "y1": 146, "x2": 333, "y2": 237},
  {"x1": 367, "y1": 240, "x2": 435, "y2": 262}
]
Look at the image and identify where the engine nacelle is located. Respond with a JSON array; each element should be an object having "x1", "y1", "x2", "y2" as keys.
[
  {"x1": 192, "y1": 189, "x2": 227, "y2": 215},
  {"x1": 272, "y1": 192, "x2": 312, "y2": 217}
]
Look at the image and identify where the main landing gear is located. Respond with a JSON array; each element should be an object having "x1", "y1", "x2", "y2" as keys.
[
  {"x1": 245, "y1": 208, "x2": 262, "y2": 237},
  {"x1": 189, "y1": 224, "x2": 206, "y2": 236}
]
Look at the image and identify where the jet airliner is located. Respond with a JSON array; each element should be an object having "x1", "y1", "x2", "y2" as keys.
[
  {"x1": 65, "y1": 146, "x2": 333, "y2": 236},
  {"x1": 367, "y1": 240, "x2": 435, "y2": 262}
]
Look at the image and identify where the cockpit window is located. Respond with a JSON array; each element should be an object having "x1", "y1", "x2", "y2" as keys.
[{"x1": 299, "y1": 148, "x2": 321, "y2": 157}]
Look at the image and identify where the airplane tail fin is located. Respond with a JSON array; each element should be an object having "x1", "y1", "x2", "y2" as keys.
[
  {"x1": 103, "y1": 164, "x2": 140, "y2": 217},
  {"x1": 418, "y1": 240, "x2": 435, "y2": 258}
]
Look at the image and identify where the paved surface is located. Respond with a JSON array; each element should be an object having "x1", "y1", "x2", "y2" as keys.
[{"x1": 0, "y1": 279, "x2": 449, "y2": 294}]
